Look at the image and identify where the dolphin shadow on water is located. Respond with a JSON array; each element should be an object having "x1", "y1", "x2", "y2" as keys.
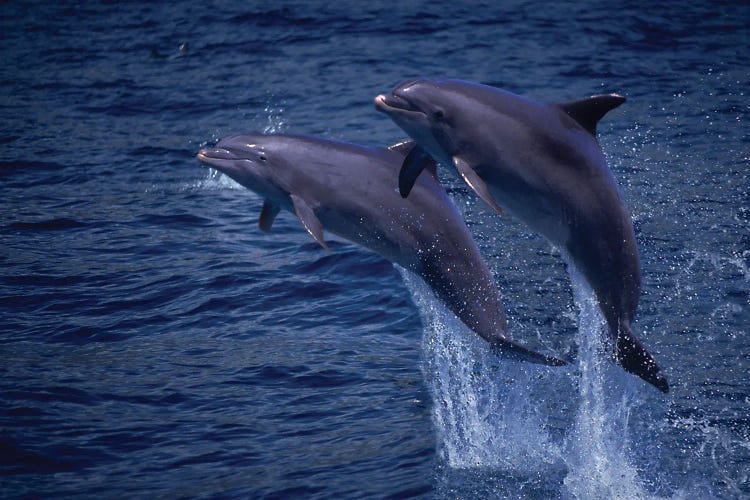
[
  {"x1": 196, "y1": 134, "x2": 565, "y2": 367},
  {"x1": 375, "y1": 78, "x2": 669, "y2": 393}
]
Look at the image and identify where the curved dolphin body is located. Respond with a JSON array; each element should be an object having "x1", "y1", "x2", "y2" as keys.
[
  {"x1": 196, "y1": 134, "x2": 564, "y2": 367},
  {"x1": 375, "y1": 79, "x2": 668, "y2": 392}
]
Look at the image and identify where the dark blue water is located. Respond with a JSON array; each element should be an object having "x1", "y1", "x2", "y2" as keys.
[{"x1": 1, "y1": 1, "x2": 748, "y2": 498}]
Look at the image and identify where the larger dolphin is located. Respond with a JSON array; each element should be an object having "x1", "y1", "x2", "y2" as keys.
[
  {"x1": 375, "y1": 78, "x2": 668, "y2": 392},
  {"x1": 196, "y1": 134, "x2": 564, "y2": 366}
]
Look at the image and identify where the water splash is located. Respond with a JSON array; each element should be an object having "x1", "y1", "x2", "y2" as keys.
[
  {"x1": 397, "y1": 268, "x2": 563, "y2": 475},
  {"x1": 397, "y1": 262, "x2": 675, "y2": 498},
  {"x1": 262, "y1": 101, "x2": 287, "y2": 134},
  {"x1": 561, "y1": 264, "x2": 654, "y2": 499},
  {"x1": 193, "y1": 166, "x2": 243, "y2": 190}
]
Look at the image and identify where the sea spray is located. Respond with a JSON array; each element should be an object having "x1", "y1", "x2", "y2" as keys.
[
  {"x1": 562, "y1": 263, "x2": 653, "y2": 499},
  {"x1": 397, "y1": 268, "x2": 562, "y2": 473},
  {"x1": 398, "y1": 261, "x2": 671, "y2": 498}
]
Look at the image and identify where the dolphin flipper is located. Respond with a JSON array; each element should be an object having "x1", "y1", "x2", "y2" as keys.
[
  {"x1": 398, "y1": 144, "x2": 433, "y2": 198},
  {"x1": 290, "y1": 194, "x2": 329, "y2": 250},
  {"x1": 259, "y1": 200, "x2": 281, "y2": 232},
  {"x1": 453, "y1": 156, "x2": 503, "y2": 216}
]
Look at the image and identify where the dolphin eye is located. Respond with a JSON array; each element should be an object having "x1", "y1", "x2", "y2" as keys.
[
  {"x1": 433, "y1": 109, "x2": 445, "y2": 121},
  {"x1": 259, "y1": 154, "x2": 268, "y2": 162}
]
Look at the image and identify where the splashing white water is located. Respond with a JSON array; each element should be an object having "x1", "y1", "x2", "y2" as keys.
[
  {"x1": 398, "y1": 263, "x2": 669, "y2": 498},
  {"x1": 193, "y1": 166, "x2": 243, "y2": 190},
  {"x1": 262, "y1": 101, "x2": 286, "y2": 134},
  {"x1": 398, "y1": 268, "x2": 562, "y2": 474},
  {"x1": 561, "y1": 264, "x2": 653, "y2": 499}
]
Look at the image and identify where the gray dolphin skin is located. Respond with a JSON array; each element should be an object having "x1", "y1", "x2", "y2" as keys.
[
  {"x1": 196, "y1": 134, "x2": 565, "y2": 367},
  {"x1": 375, "y1": 78, "x2": 669, "y2": 393}
]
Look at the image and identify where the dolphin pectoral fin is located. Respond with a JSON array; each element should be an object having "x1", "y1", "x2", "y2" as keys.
[
  {"x1": 290, "y1": 194, "x2": 329, "y2": 250},
  {"x1": 398, "y1": 145, "x2": 433, "y2": 198},
  {"x1": 558, "y1": 94, "x2": 626, "y2": 136},
  {"x1": 614, "y1": 323, "x2": 669, "y2": 393},
  {"x1": 258, "y1": 200, "x2": 281, "y2": 233},
  {"x1": 452, "y1": 156, "x2": 504, "y2": 216},
  {"x1": 490, "y1": 338, "x2": 567, "y2": 367}
]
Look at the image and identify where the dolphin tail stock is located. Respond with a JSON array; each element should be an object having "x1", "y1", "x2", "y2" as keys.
[
  {"x1": 490, "y1": 338, "x2": 567, "y2": 367},
  {"x1": 612, "y1": 321, "x2": 669, "y2": 393}
]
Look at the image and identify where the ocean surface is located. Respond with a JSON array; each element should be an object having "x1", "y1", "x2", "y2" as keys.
[{"x1": 1, "y1": 1, "x2": 748, "y2": 498}]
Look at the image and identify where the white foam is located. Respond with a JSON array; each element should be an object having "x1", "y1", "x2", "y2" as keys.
[
  {"x1": 398, "y1": 268, "x2": 562, "y2": 473},
  {"x1": 561, "y1": 265, "x2": 655, "y2": 499},
  {"x1": 398, "y1": 262, "x2": 674, "y2": 498}
]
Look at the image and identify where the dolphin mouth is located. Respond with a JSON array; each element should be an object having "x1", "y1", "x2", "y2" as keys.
[
  {"x1": 374, "y1": 93, "x2": 422, "y2": 115},
  {"x1": 196, "y1": 147, "x2": 239, "y2": 162},
  {"x1": 195, "y1": 147, "x2": 245, "y2": 173}
]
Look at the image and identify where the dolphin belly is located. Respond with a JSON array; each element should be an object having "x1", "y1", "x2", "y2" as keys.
[{"x1": 486, "y1": 181, "x2": 571, "y2": 248}]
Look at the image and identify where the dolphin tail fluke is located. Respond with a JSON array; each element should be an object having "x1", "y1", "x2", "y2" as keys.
[
  {"x1": 614, "y1": 323, "x2": 669, "y2": 393},
  {"x1": 490, "y1": 339, "x2": 567, "y2": 367}
]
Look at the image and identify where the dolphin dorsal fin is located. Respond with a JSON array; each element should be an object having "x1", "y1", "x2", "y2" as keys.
[
  {"x1": 559, "y1": 94, "x2": 626, "y2": 136},
  {"x1": 388, "y1": 140, "x2": 437, "y2": 178},
  {"x1": 388, "y1": 140, "x2": 437, "y2": 197},
  {"x1": 258, "y1": 200, "x2": 280, "y2": 232},
  {"x1": 290, "y1": 194, "x2": 329, "y2": 251}
]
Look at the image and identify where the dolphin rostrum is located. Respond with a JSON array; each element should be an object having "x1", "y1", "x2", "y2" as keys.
[
  {"x1": 375, "y1": 78, "x2": 668, "y2": 392},
  {"x1": 196, "y1": 133, "x2": 565, "y2": 367}
]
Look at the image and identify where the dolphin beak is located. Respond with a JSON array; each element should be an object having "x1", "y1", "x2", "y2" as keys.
[
  {"x1": 196, "y1": 147, "x2": 238, "y2": 161},
  {"x1": 196, "y1": 150, "x2": 218, "y2": 171},
  {"x1": 195, "y1": 147, "x2": 241, "y2": 173},
  {"x1": 374, "y1": 94, "x2": 399, "y2": 114},
  {"x1": 374, "y1": 94, "x2": 389, "y2": 112},
  {"x1": 374, "y1": 93, "x2": 420, "y2": 114}
]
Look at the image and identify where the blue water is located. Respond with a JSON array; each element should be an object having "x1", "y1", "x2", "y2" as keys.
[{"x1": 1, "y1": 1, "x2": 748, "y2": 498}]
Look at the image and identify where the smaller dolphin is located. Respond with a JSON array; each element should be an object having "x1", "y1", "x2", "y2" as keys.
[
  {"x1": 375, "y1": 79, "x2": 668, "y2": 392},
  {"x1": 196, "y1": 134, "x2": 565, "y2": 367}
]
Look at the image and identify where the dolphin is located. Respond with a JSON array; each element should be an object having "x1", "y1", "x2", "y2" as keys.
[
  {"x1": 196, "y1": 133, "x2": 565, "y2": 367},
  {"x1": 375, "y1": 78, "x2": 668, "y2": 393}
]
